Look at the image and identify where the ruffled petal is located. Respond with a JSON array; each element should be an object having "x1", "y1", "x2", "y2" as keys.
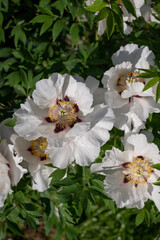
[{"x1": 32, "y1": 73, "x2": 65, "y2": 108}]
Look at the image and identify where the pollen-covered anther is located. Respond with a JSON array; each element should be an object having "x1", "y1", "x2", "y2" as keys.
[
  {"x1": 27, "y1": 137, "x2": 49, "y2": 161},
  {"x1": 48, "y1": 98, "x2": 81, "y2": 133},
  {"x1": 117, "y1": 72, "x2": 145, "y2": 94},
  {"x1": 123, "y1": 157, "x2": 152, "y2": 186}
]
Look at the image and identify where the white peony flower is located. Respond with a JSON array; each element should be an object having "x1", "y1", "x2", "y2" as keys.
[
  {"x1": 91, "y1": 134, "x2": 160, "y2": 210},
  {"x1": 14, "y1": 73, "x2": 114, "y2": 168},
  {"x1": 140, "y1": 0, "x2": 160, "y2": 23},
  {"x1": 0, "y1": 137, "x2": 26, "y2": 207},
  {"x1": 11, "y1": 134, "x2": 54, "y2": 192},
  {"x1": 102, "y1": 43, "x2": 160, "y2": 133}
]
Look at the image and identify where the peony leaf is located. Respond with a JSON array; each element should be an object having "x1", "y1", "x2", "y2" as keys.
[
  {"x1": 143, "y1": 77, "x2": 159, "y2": 91},
  {"x1": 85, "y1": 0, "x2": 106, "y2": 12}
]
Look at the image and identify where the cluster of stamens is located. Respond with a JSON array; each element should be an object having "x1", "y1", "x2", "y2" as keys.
[
  {"x1": 46, "y1": 96, "x2": 81, "y2": 133},
  {"x1": 27, "y1": 137, "x2": 49, "y2": 161},
  {"x1": 122, "y1": 156, "x2": 152, "y2": 187},
  {"x1": 117, "y1": 72, "x2": 145, "y2": 95}
]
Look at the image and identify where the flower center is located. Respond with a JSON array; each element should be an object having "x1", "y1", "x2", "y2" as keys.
[
  {"x1": 122, "y1": 157, "x2": 152, "y2": 187},
  {"x1": 27, "y1": 137, "x2": 49, "y2": 161},
  {"x1": 117, "y1": 72, "x2": 145, "y2": 95},
  {"x1": 47, "y1": 96, "x2": 81, "y2": 133}
]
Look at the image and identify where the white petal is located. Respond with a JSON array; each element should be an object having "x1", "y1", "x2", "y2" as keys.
[
  {"x1": 98, "y1": 19, "x2": 106, "y2": 36},
  {"x1": 112, "y1": 44, "x2": 155, "y2": 69},
  {"x1": 123, "y1": 22, "x2": 133, "y2": 35},
  {"x1": 12, "y1": 134, "x2": 39, "y2": 163},
  {"x1": 64, "y1": 76, "x2": 93, "y2": 115},
  {"x1": 46, "y1": 143, "x2": 74, "y2": 169},
  {"x1": 14, "y1": 98, "x2": 44, "y2": 140},
  {"x1": 74, "y1": 138, "x2": 101, "y2": 166},
  {"x1": 85, "y1": 76, "x2": 99, "y2": 93},
  {"x1": 125, "y1": 133, "x2": 160, "y2": 164},
  {"x1": 32, "y1": 73, "x2": 65, "y2": 108},
  {"x1": 0, "y1": 119, "x2": 14, "y2": 144},
  {"x1": 0, "y1": 140, "x2": 27, "y2": 186},
  {"x1": 121, "y1": 82, "x2": 154, "y2": 99},
  {"x1": 28, "y1": 162, "x2": 54, "y2": 192}
]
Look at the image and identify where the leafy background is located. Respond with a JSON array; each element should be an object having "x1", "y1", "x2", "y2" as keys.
[{"x1": 0, "y1": 0, "x2": 160, "y2": 239}]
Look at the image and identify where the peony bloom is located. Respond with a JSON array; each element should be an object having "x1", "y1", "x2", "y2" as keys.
[
  {"x1": 140, "y1": 0, "x2": 160, "y2": 23},
  {"x1": 11, "y1": 134, "x2": 54, "y2": 192},
  {"x1": 91, "y1": 134, "x2": 160, "y2": 210},
  {"x1": 0, "y1": 136, "x2": 26, "y2": 207},
  {"x1": 14, "y1": 73, "x2": 114, "y2": 168},
  {"x1": 86, "y1": 0, "x2": 144, "y2": 35},
  {"x1": 102, "y1": 43, "x2": 160, "y2": 133}
]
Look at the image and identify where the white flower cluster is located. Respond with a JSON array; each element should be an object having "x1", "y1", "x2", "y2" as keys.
[
  {"x1": 1, "y1": 43, "x2": 160, "y2": 209},
  {"x1": 86, "y1": 0, "x2": 159, "y2": 35}
]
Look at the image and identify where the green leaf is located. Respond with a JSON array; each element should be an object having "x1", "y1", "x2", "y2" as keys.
[
  {"x1": 86, "y1": 42, "x2": 98, "y2": 59},
  {"x1": 0, "y1": 0, "x2": 8, "y2": 12},
  {"x1": 121, "y1": 0, "x2": 136, "y2": 18},
  {"x1": 143, "y1": 77, "x2": 159, "y2": 91},
  {"x1": 144, "y1": 209, "x2": 150, "y2": 227},
  {"x1": 5, "y1": 71, "x2": 21, "y2": 86},
  {"x1": 30, "y1": 14, "x2": 51, "y2": 23},
  {"x1": 0, "y1": 222, "x2": 4, "y2": 240},
  {"x1": 59, "y1": 184, "x2": 83, "y2": 194},
  {"x1": 152, "y1": 163, "x2": 160, "y2": 170},
  {"x1": 50, "y1": 168, "x2": 66, "y2": 182},
  {"x1": 52, "y1": 19, "x2": 65, "y2": 41},
  {"x1": 13, "y1": 84, "x2": 26, "y2": 96},
  {"x1": 0, "y1": 28, "x2": 5, "y2": 43},
  {"x1": 110, "y1": 1, "x2": 122, "y2": 15},
  {"x1": 84, "y1": 10, "x2": 95, "y2": 29},
  {"x1": 40, "y1": 16, "x2": 54, "y2": 35},
  {"x1": 95, "y1": 7, "x2": 109, "y2": 22},
  {"x1": 37, "y1": 6, "x2": 54, "y2": 16},
  {"x1": 4, "y1": 118, "x2": 16, "y2": 127},
  {"x1": 156, "y1": 81, "x2": 160, "y2": 102},
  {"x1": 66, "y1": 0, "x2": 77, "y2": 19},
  {"x1": 63, "y1": 58, "x2": 82, "y2": 72},
  {"x1": 44, "y1": 202, "x2": 57, "y2": 235},
  {"x1": 0, "y1": 12, "x2": 3, "y2": 25},
  {"x1": 106, "y1": 9, "x2": 115, "y2": 39},
  {"x1": 0, "y1": 48, "x2": 12, "y2": 57},
  {"x1": 138, "y1": 72, "x2": 159, "y2": 78},
  {"x1": 112, "y1": 11, "x2": 124, "y2": 37},
  {"x1": 24, "y1": 203, "x2": 38, "y2": 211},
  {"x1": 26, "y1": 214, "x2": 37, "y2": 231},
  {"x1": 85, "y1": 0, "x2": 106, "y2": 12},
  {"x1": 58, "y1": 207, "x2": 75, "y2": 225},
  {"x1": 65, "y1": 223, "x2": 78, "y2": 240},
  {"x1": 6, "y1": 219, "x2": 23, "y2": 237},
  {"x1": 11, "y1": 25, "x2": 27, "y2": 47},
  {"x1": 90, "y1": 179, "x2": 104, "y2": 190},
  {"x1": 53, "y1": 177, "x2": 77, "y2": 186},
  {"x1": 70, "y1": 23, "x2": 79, "y2": 47},
  {"x1": 135, "y1": 209, "x2": 145, "y2": 227},
  {"x1": 78, "y1": 44, "x2": 87, "y2": 61},
  {"x1": 153, "y1": 181, "x2": 160, "y2": 186},
  {"x1": 87, "y1": 186, "x2": 111, "y2": 200}
]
